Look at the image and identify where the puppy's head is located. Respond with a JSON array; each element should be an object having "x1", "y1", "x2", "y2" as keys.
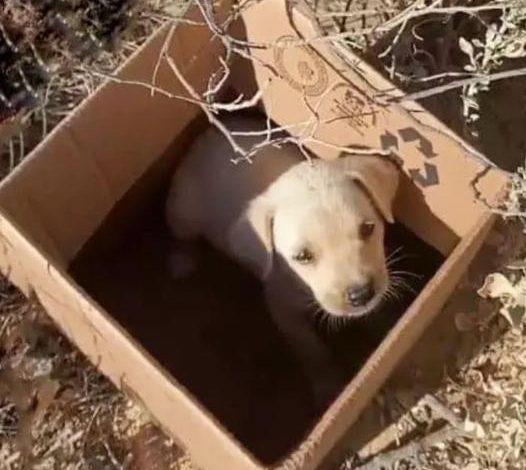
[{"x1": 229, "y1": 155, "x2": 399, "y2": 317}]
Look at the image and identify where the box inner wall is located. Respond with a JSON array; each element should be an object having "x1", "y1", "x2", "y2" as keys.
[{"x1": 68, "y1": 116, "x2": 445, "y2": 464}]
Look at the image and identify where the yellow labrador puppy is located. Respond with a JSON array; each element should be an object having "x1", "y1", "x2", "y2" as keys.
[{"x1": 166, "y1": 115, "x2": 399, "y2": 404}]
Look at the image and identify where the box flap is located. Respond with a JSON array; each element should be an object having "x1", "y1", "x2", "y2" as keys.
[
  {"x1": 233, "y1": 0, "x2": 508, "y2": 255},
  {"x1": 0, "y1": 9, "x2": 224, "y2": 266}
]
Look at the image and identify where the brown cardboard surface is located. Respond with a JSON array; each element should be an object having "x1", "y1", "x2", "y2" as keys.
[
  {"x1": 233, "y1": 0, "x2": 507, "y2": 255},
  {"x1": 0, "y1": 0, "x2": 508, "y2": 469},
  {"x1": 0, "y1": 211, "x2": 262, "y2": 470}
]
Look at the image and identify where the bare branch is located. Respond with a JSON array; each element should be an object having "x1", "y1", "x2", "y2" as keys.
[
  {"x1": 79, "y1": 67, "x2": 204, "y2": 105},
  {"x1": 354, "y1": 425, "x2": 470, "y2": 470},
  {"x1": 163, "y1": 53, "x2": 249, "y2": 158},
  {"x1": 383, "y1": 66, "x2": 526, "y2": 102}
]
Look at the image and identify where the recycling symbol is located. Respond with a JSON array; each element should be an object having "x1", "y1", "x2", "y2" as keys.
[{"x1": 380, "y1": 127, "x2": 439, "y2": 188}]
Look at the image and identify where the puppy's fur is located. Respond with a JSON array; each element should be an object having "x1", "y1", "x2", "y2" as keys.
[{"x1": 166, "y1": 115, "x2": 399, "y2": 404}]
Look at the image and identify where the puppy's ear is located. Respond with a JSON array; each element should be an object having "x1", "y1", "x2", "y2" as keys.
[
  {"x1": 228, "y1": 194, "x2": 275, "y2": 280},
  {"x1": 341, "y1": 155, "x2": 399, "y2": 223}
]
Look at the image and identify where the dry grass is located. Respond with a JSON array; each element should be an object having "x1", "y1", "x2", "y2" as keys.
[
  {"x1": 0, "y1": 0, "x2": 526, "y2": 469},
  {"x1": 0, "y1": 2, "x2": 190, "y2": 468}
]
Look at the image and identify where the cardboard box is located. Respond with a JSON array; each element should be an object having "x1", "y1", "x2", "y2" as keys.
[{"x1": 0, "y1": 0, "x2": 508, "y2": 469}]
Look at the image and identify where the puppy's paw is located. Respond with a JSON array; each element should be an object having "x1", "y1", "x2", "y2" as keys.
[{"x1": 168, "y1": 251, "x2": 197, "y2": 279}]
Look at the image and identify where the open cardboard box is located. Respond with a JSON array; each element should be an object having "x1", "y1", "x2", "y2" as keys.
[{"x1": 0, "y1": 0, "x2": 508, "y2": 469}]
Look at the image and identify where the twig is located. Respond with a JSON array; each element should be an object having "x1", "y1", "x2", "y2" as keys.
[
  {"x1": 80, "y1": 68, "x2": 204, "y2": 105},
  {"x1": 324, "y1": 3, "x2": 520, "y2": 19},
  {"x1": 151, "y1": 24, "x2": 177, "y2": 97},
  {"x1": 354, "y1": 425, "x2": 469, "y2": 470},
  {"x1": 383, "y1": 67, "x2": 526, "y2": 102},
  {"x1": 103, "y1": 441, "x2": 124, "y2": 470},
  {"x1": 307, "y1": 2, "x2": 522, "y2": 45},
  {"x1": 18, "y1": 132, "x2": 24, "y2": 165},
  {"x1": 420, "y1": 394, "x2": 463, "y2": 428},
  {"x1": 213, "y1": 88, "x2": 266, "y2": 112},
  {"x1": 8, "y1": 139, "x2": 15, "y2": 172},
  {"x1": 413, "y1": 71, "x2": 477, "y2": 83},
  {"x1": 204, "y1": 55, "x2": 231, "y2": 99},
  {"x1": 307, "y1": 137, "x2": 391, "y2": 157},
  {"x1": 163, "y1": 54, "x2": 248, "y2": 157},
  {"x1": 319, "y1": 8, "x2": 397, "y2": 19}
]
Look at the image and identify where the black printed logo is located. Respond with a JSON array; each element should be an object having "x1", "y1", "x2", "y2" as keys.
[
  {"x1": 330, "y1": 83, "x2": 376, "y2": 133},
  {"x1": 409, "y1": 163, "x2": 439, "y2": 187},
  {"x1": 398, "y1": 128, "x2": 438, "y2": 159},
  {"x1": 380, "y1": 127, "x2": 440, "y2": 188},
  {"x1": 273, "y1": 35, "x2": 329, "y2": 97}
]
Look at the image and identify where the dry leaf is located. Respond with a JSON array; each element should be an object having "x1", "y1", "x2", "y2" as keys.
[
  {"x1": 459, "y1": 37, "x2": 475, "y2": 58},
  {"x1": 463, "y1": 418, "x2": 486, "y2": 439},
  {"x1": 499, "y1": 304, "x2": 525, "y2": 330},
  {"x1": 33, "y1": 378, "x2": 60, "y2": 425},
  {"x1": 478, "y1": 273, "x2": 515, "y2": 299}
]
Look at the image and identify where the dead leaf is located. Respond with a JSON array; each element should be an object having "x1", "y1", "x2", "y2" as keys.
[
  {"x1": 478, "y1": 273, "x2": 515, "y2": 299},
  {"x1": 33, "y1": 378, "x2": 60, "y2": 425},
  {"x1": 498, "y1": 304, "x2": 525, "y2": 330},
  {"x1": 459, "y1": 37, "x2": 475, "y2": 57},
  {"x1": 463, "y1": 417, "x2": 486, "y2": 439}
]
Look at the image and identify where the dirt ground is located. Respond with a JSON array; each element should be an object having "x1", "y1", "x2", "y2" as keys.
[{"x1": 1, "y1": 1, "x2": 526, "y2": 469}]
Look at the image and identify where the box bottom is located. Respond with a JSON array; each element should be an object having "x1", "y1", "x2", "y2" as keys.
[{"x1": 69, "y1": 187, "x2": 444, "y2": 465}]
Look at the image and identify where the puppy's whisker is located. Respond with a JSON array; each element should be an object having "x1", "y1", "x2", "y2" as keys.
[
  {"x1": 382, "y1": 290, "x2": 395, "y2": 303},
  {"x1": 389, "y1": 276, "x2": 417, "y2": 295},
  {"x1": 388, "y1": 267, "x2": 420, "y2": 286},
  {"x1": 384, "y1": 284, "x2": 403, "y2": 302},
  {"x1": 384, "y1": 268, "x2": 419, "y2": 301},
  {"x1": 315, "y1": 311, "x2": 349, "y2": 335},
  {"x1": 388, "y1": 269, "x2": 422, "y2": 279},
  {"x1": 389, "y1": 274, "x2": 412, "y2": 287},
  {"x1": 386, "y1": 247, "x2": 420, "y2": 270},
  {"x1": 302, "y1": 293, "x2": 320, "y2": 310},
  {"x1": 389, "y1": 279, "x2": 419, "y2": 295},
  {"x1": 386, "y1": 246, "x2": 404, "y2": 262},
  {"x1": 386, "y1": 254, "x2": 413, "y2": 268},
  {"x1": 328, "y1": 314, "x2": 346, "y2": 333},
  {"x1": 317, "y1": 311, "x2": 330, "y2": 332},
  {"x1": 390, "y1": 273, "x2": 415, "y2": 286}
]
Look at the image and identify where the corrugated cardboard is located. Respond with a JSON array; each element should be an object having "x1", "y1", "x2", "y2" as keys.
[{"x1": 0, "y1": 1, "x2": 508, "y2": 469}]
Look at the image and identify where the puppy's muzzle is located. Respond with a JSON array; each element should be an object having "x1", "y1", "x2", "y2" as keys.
[{"x1": 345, "y1": 281, "x2": 375, "y2": 307}]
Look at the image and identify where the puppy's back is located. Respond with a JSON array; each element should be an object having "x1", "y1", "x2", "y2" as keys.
[{"x1": 166, "y1": 115, "x2": 303, "y2": 249}]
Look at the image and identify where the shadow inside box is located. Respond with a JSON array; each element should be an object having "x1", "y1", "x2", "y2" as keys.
[{"x1": 70, "y1": 197, "x2": 450, "y2": 464}]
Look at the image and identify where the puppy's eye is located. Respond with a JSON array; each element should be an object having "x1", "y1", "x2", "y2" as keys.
[
  {"x1": 359, "y1": 221, "x2": 375, "y2": 240},
  {"x1": 293, "y1": 248, "x2": 315, "y2": 264}
]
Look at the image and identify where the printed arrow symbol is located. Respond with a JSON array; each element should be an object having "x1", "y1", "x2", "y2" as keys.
[
  {"x1": 409, "y1": 162, "x2": 440, "y2": 188},
  {"x1": 380, "y1": 131, "x2": 399, "y2": 150},
  {"x1": 399, "y1": 127, "x2": 438, "y2": 158}
]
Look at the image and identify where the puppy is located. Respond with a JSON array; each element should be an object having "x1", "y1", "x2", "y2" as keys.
[{"x1": 166, "y1": 115, "x2": 399, "y2": 404}]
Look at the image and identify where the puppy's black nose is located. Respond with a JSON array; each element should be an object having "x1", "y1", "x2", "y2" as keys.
[{"x1": 346, "y1": 282, "x2": 375, "y2": 307}]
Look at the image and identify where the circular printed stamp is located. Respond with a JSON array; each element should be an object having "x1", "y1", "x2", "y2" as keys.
[{"x1": 273, "y1": 35, "x2": 329, "y2": 97}]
